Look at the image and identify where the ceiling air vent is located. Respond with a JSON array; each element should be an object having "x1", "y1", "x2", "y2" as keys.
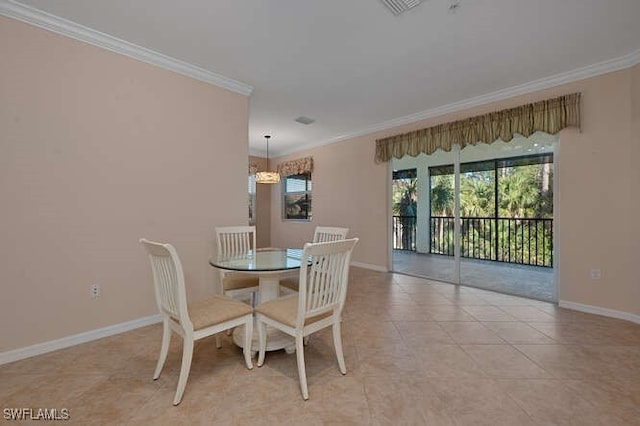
[
  {"x1": 295, "y1": 116, "x2": 315, "y2": 125},
  {"x1": 380, "y1": 0, "x2": 424, "y2": 15}
]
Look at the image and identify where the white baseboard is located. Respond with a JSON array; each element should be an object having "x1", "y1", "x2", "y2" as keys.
[
  {"x1": 351, "y1": 261, "x2": 388, "y2": 272},
  {"x1": 0, "y1": 314, "x2": 162, "y2": 366},
  {"x1": 559, "y1": 300, "x2": 640, "y2": 325}
]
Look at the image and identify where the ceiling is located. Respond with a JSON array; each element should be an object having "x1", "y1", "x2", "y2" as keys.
[{"x1": 6, "y1": 0, "x2": 640, "y2": 156}]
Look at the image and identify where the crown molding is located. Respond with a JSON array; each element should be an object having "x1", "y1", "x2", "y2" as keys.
[
  {"x1": 362, "y1": 50, "x2": 640, "y2": 134},
  {"x1": 276, "y1": 47, "x2": 640, "y2": 157},
  {"x1": 3, "y1": 0, "x2": 639, "y2": 154},
  {"x1": 347, "y1": 48, "x2": 640, "y2": 139},
  {"x1": 0, "y1": 0, "x2": 253, "y2": 96}
]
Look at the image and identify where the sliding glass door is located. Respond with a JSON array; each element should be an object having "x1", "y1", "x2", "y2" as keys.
[
  {"x1": 392, "y1": 132, "x2": 557, "y2": 302},
  {"x1": 457, "y1": 134, "x2": 556, "y2": 301},
  {"x1": 392, "y1": 147, "x2": 459, "y2": 283}
]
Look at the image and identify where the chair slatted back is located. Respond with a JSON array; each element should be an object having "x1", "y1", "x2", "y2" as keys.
[
  {"x1": 140, "y1": 239, "x2": 190, "y2": 326},
  {"x1": 297, "y1": 238, "x2": 358, "y2": 324},
  {"x1": 313, "y1": 226, "x2": 349, "y2": 243},
  {"x1": 216, "y1": 226, "x2": 256, "y2": 257}
]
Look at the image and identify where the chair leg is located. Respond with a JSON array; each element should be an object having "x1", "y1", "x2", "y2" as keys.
[
  {"x1": 256, "y1": 316, "x2": 266, "y2": 367},
  {"x1": 153, "y1": 318, "x2": 171, "y2": 380},
  {"x1": 243, "y1": 317, "x2": 254, "y2": 369},
  {"x1": 215, "y1": 333, "x2": 222, "y2": 349},
  {"x1": 173, "y1": 338, "x2": 194, "y2": 406},
  {"x1": 332, "y1": 320, "x2": 346, "y2": 375},
  {"x1": 295, "y1": 335, "x2": 309, "y2": 400}
]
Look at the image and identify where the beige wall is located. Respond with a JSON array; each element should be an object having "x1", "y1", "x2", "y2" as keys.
[
  {"x1": 2, "y1": 16, "x2": 637, "y2": 353},
  {"x1": 270, "y1": 137, "x2": 388, "y2": 267},
  {"x1": 249, "y1": 155, "x2": 271, "y2": 247},
  {"x1": 0, "y1": 17, "x2": 249, "y2": 351},
  {"x1": 555, "y1": 69, "x2": 635, "y2": 315},
  {"x1": 271, "y1": 68, "x2": 639, "y2": 318},
  {"x1": 626, "y1": 65, "x2": 638, "y2": 311}
]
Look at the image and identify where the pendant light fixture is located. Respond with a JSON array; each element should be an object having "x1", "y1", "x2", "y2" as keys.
[{"x1": 255, "y1": 135, "x2": 280, "y2": 184}]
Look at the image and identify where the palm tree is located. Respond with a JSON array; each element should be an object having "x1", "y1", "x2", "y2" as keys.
[
  {"x1": 430, "y1": 175, "x2": 453, "y2": 216},
  {"x1": 430, "y1": 175, "x2": 454, "y2": 254},
  {"x1": 460, "y1": 170, "x2": 495, "y2": 258},
  {"x1": 393, "y1": 176, "x2": 417, "y2": 250},
  {"x1": 499, "y1": 166, "x2": 539, "y2": 218},
  {"x1": 460, "y1": 171, "x2": 494, "y2": 217}
]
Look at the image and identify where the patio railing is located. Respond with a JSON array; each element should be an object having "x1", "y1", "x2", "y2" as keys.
[
  {"x1": 392, "y1": 215, "x2": 417, "y2": 251},
  {"x1": 392, "y1": 215, "x2": 553, "y2": 267}
]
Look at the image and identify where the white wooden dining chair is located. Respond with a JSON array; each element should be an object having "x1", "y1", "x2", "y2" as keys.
[
  {"x1": 140, "y1": 238, "x2": 253, "y2": 405},
  {"x1": 280, "y1": 226, "x2": 350, "y2": 292},
  {"x1": 255, "y1": 238, "x2": 358, "y2": 400},
  {"x1": 215, "y1": 226, "x2": 260, "y2": 304},
  {"x1": 313, "y1": 226, "x2": 349, "y2": 243}
]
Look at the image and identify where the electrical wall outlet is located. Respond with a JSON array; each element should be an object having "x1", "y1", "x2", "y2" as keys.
[
  {"x1": 90, "y1": 283, "x2": 101, "y2": 298},
  {"x1": 590, "y1": 269, "x2": 602, "y2": 280}
]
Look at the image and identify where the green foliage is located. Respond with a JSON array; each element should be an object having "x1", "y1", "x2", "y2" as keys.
[
  {"x1": 392, "y1": 174, "x2": 418, "y2": 250},
  {"x1": 498, "y1": 164, "x2": 553, "y2": 218},
  {"x1": 430, "y1": 175, "x2": 453, "y2": 216},
  {"x1": 430, "y1": 162, "x2": 553, "y2": 219},
  {"x1": 392, "y1": 177, "x2": 417, "y2": 217},
  {"x1": 428, "y1": 160, "x2": 554, "y2": 267},
  {"x1": 460, "y1": 170, "x2": 494, "y2": 217}
]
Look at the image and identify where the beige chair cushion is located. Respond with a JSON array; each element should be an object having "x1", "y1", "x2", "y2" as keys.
[
  {"x1": 222, "y1": 273, "x2": 259, "y2": 291},
  {"x1": 255, "y1": 294, "x2": 331, "y2": 328},
  {"x1": 188, "y1": 295, "x2": 253, "y2": 330}
]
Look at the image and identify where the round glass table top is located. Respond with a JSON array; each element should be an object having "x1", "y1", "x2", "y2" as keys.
[{"x1": 209, "y1": 248, "x2": 305, "y2": 272}]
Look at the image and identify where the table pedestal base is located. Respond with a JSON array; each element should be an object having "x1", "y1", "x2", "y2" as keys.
[
  {"x1": 227, "y1": 269, "x2": 299, "y2": 354},
  {"x1": 232, "y1": 324, "x2": 295, "y2": 354}
]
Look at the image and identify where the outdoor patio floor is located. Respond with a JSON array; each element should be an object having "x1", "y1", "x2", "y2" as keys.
[{"x1": 393, "y1": 251, "x2": 555, "y2": 302}]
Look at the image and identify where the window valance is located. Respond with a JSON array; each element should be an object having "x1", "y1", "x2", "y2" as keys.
[
  {"x1": 277, "y1": 157, "x2": 314, "y2": 177},
  {"x1": 375, "y1": 93, "x2": 581, "y2": 163}
]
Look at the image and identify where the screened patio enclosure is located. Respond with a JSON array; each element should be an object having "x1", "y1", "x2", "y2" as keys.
[{"x1": 391, "y1": 132, "x2": 558, "y2": 302}]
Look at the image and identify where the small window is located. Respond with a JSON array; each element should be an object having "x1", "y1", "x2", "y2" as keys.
[
  {"x1": 283, "y1": 172, "x2": 312, "y2": 220},
  {"x1": 248, "y1": 174, "x2": 256, "y2": 225}
]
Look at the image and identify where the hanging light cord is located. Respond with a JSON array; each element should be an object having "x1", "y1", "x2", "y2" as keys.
[{"x1": 265, "y1": 135, "x2": 271, "y2": 167}]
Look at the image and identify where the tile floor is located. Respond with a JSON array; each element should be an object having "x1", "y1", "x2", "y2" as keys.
[{"x1": 1, "y1": 267, "x2": 639, "y2": 425}]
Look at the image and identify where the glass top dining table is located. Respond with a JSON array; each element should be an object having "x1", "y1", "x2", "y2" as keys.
[
  {"x1": 209, "y1": 248, "x2": 306, "y2": 353},
  {"x1": 209, "y1": 248, "x2": 305, "y2": 272}
]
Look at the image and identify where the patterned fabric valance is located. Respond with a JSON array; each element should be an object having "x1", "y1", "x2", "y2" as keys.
[
  {"x1": 375, "y1": 93, "x2": 581, "y2": 163},
  {"x1": 249, "y1": 162, "x2": 258, "y2": 175},
  {"x1": 277, "y1": 157, "x2": 314, "y2": 177}
]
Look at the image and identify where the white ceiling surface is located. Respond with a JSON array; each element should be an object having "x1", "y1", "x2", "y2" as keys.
[{"x1": 10, "y1": 0, "x2": 640, "y2": 156}]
